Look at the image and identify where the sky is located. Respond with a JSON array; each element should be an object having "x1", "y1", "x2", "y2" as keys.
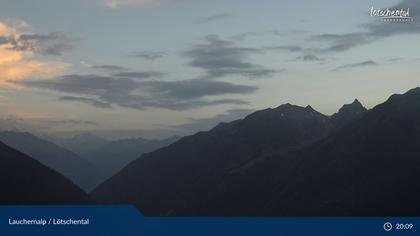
[{"x1": 0, "y1": 0, "x2": 419, "y2": 138}]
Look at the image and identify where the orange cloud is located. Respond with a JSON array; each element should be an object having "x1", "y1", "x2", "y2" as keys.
[
  {"x1": 0, "y1": 21, "x2": 21, "y2": 36},
  {"x1": 0, "y1": 20, "x2": 69, "y2": 88}
]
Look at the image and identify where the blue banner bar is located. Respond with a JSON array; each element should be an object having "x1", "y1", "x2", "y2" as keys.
[{"x1": 0, "y1": 206, "x2": 418, "y2": 236}]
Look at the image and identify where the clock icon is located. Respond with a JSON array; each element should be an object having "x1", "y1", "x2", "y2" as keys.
[{"x1": 384, "y1": 222, "x2": 393, "y2": 232}]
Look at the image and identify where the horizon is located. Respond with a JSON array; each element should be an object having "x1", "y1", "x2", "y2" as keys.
[{"x1": 0, "y1": 86, "x2": 417, "y2": 140}]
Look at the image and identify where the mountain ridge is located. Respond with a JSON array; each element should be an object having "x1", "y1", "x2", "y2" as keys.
[
  {"x1": 91, "y1": 102, "x2": 336, "y2": 215},
  {"x1": 263, "y1": 87, "x2": 420, "y2": 215},
  {"x1": 0, "y1": 141, "x2": 91, "y2": 204},
  {"x1": 0, "y1": 131, "x2": 99, "y2": 191},
  {"x1": 91, "y1": 87, "x2": 420, "y2": 216}
]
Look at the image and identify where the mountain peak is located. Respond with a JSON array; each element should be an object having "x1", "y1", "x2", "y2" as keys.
[
  {"x1": 274, "y1": 103, "x2": 316, "y2": 112},
  {"x1": 276, "y1": 103, "x2": 293, "y2": 109},
  {"x1": 338, "y1": 99, "x2": 366, "y2": 114},
  {"x1": 92, "y1": 87, "x2": 420, "y2": 216},
  {"x1": 262, "y1": 103, "x2": 326, "y2": 119},
  {"x1": 352, "y1": 98, "x2": 361, "y2": 105},
  {"x1": 305, "y1": 105, "x2": 318, "y2": 112},
  {"x1": 331, "y1": 99, "x2": 367, "y2": 128}
]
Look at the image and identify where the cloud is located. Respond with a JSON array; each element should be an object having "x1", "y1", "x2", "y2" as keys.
[
  {"x1": 184, "y1": 35, "x2": 279, "y2": 79},
  {"x1": 333, "y1": 60, "x2": 378, "y2": 71},
  {"x1": 141, "y1": 98, "x2": 249, "y2": 110},
  {"x1": 263, "y1": 45, "x2": 303, "y2": 53},
  {"x1": 21, "y1": 74, "x2": 137, "y2": 94},
  {"x1": 141, "y1": 79, "x2": 256, "y2": 99},
  {"x1": 300, "y1": 54, "x2": 324, "y2": 61},
  {"x1": 268, "y1": 29, "x2": 308, "y2": 37},
  {"x1": 127, "y1": 51, "x2": 166, "y2": 60},
  {"x1": 0, "y1": 20, "x2": 69, "y2": 86},
  {"x1": 101, "y1": 0, "x2": 172, "y2": 8},
  {"x1": 292, "y1": 54, "x2": 331, "y2": 62},
  {"x1": 91, "y1": 64, "x2": 127, "y2": 71},
  {"x1": 0, "y1": 115, "x2": 97, "y2": 133},
  {"x1": 170, "y1": 109, "x2": 254, "y2": 133},
  {"x1": 12, "y1": 32, "x2": 74, "y2": 55},
  {"x1": 0, "y1": 20, "x2": 74, "y2": 56},
  {"x1": 0, "y1": 44, "x2": 69, "y2": 85},
  {"x1": 264, "y1": 45, "x2": 333, "y2": 64},
  {"x1": 310, "y1": 0, "x2": 420, "y2": 53},
  {"x1": 19, "y1": 73, "x2": 257, "y2": 110},
  {"x1": 59, "y1": 96, "x2": 113, "y2": 109},
  {"x1": 195, "y1": 14, "x2": 233, "y2": 24},
  {"x1": 114, "y1": 71, "x2": 165, "y2": 79},
  {"x1": 231, "y1": 32, "x2": 259, "y2": 41},
  {"x1": 310, "y1": 32, "x2": 373, "y2": 53},
  {"x1": 0, "y1": 95, "x2": 8, "y2": 103},
  {"x1": 388, "y1": 57, "x2": 403, "y2": 62},
  {"x1": 41, "y1": 119, "x2": 98, "y2": 126}
]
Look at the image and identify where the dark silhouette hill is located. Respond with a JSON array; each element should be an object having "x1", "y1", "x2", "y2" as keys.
[
  {"x1": 91, "y1": 103, "x2": 333, "y2": 215},
  {"x1": 92, "y1": 88, "x2": 420, "y2": 216},
  {"x1": 0, "y1": 131, "x2": 100, "y2": 191},
  {"x1": 0, "y1": 141, "x2": 91, "y2": 204},
  {"x1": 264, "y1": 87, "x2": 420, "y2": 216},
  {"x1": 85, "y1": 136, "x2": 180, "y2": 180}
]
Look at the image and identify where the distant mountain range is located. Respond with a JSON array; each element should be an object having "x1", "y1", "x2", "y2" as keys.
[
  {"x1": 57, "y1": 133, "x2": 109, "y2": 156},
  {"x1": 0, "y1": 131, "x2": 100, "y2": 191},
  {"x1": 0, "y1": 141, "x2": 91, "y2": 204},
  {"x1": 92, "y1": 87, "x2": 420, "y2": 216},
  {"x1": 2, "y1": 87, "x2": 420, "y2": 215},
  {"x1": 85, "y1": 136, "x2": 180, "y2": 180},
  {"x1": 0, "y1": 131, "x2": 178, "y2": 191}
]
